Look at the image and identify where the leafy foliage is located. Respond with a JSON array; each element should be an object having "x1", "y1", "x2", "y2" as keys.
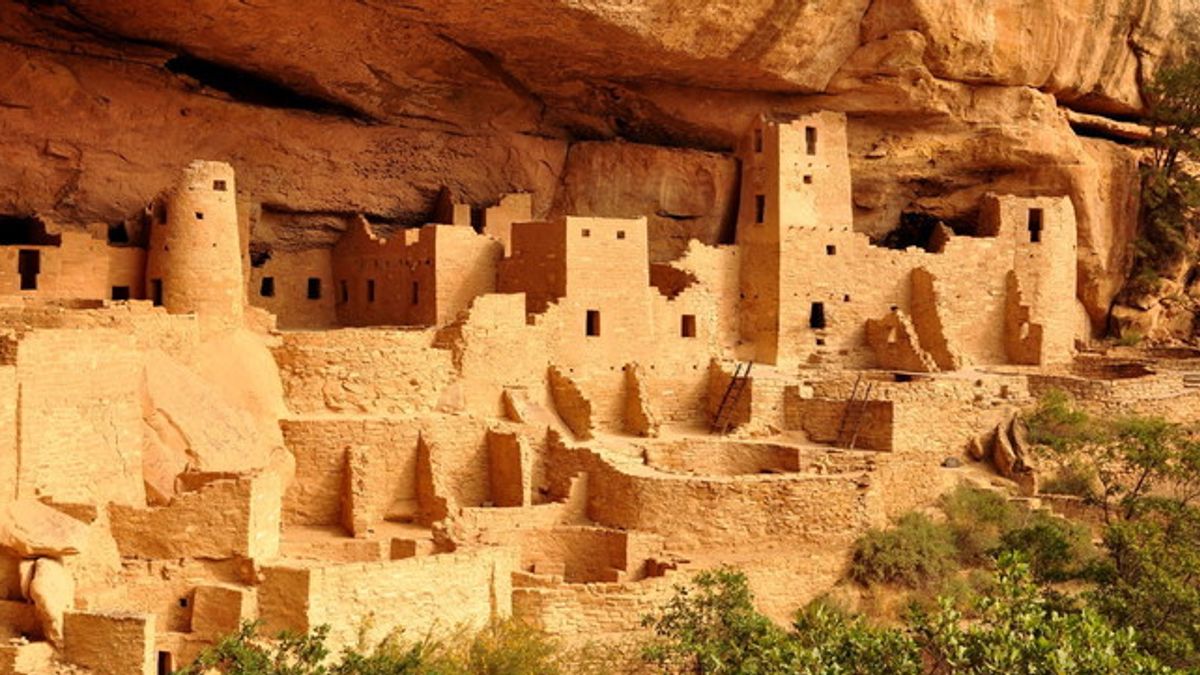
[{"x1": 850, "y1": 512, "x2": 958, "y2": 588}]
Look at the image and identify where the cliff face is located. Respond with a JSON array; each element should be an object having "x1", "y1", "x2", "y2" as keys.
[{"x1": 0, "y1": 0, "x2": 1195, "y2": 330}]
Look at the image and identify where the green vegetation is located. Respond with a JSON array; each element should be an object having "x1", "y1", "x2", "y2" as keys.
[{"x1": 850, "y1": 512, "x2": 957, "y2": 588}]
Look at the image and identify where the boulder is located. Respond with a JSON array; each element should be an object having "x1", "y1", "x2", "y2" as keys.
[
  {"x1": 0, "y1": 501, "x2": 88, "y2": 559},
  {"x1": 27, "y1": 558, "x2": 74, "y2": 646}
]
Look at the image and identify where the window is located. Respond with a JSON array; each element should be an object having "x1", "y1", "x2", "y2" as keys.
[
  {"x1": 616, "y1": 230, "x2": 626, "y2": 240},
  {"x1": 306, "y1": 277, "x2": 321, "y2": 300},
  {"x1": 753, "y1": 128, "x2": 763, "y2": 153},
  {"x1": 803, "y1": 175, "x2": 813, "y2": 184},
  {"x1": 754, "y1": 195, "x2": 766, "y2": 224},
  {"x1": 411, "y1": 281, "x2": 420, "y2": 305},
  {"x1": 805, "y1": 126, "x2": 818, "y2": 155},
  {"x1": 586, "y1": 310, "x2": 601, "y2": 337},
  {"x1": 151, "y1": 279, "x2": 163, "y2": 306},
  {"x1": 212, "y1": 179, "x2": 227, "y2": 192},
  {"x1": 195, "y1": 212, "x2": 204, "y2": 220},
  {"x1": 826, "y1": 245, "x2": 836, "y2": 256},
  {"x1": 158, "y1": 651, "x2": 174, "y2": 675},
  {"x1": 581, "y1": 228, "x2": 591, "y2": 238},
  {"x1": 367, "y1": 279, "x2": 376, "y2": 303},
  {"x1": 260, "y1": 277, "x2": 275, "y2": 297},
  {"x1": 681, "y1": 314, "x2": 697, "y2": 338},
  {"x1": 339, "y1": 280, "x2": 349, "y2": 304},
  {"x1": 1028, "y1": 208, "x2": 1044, "y2": 243},
  {"x1": 809, "y1": 301, "x2": 826, "y2": 329},
  {"x1": 843, "y1": 294, "x2": 851, "y2": 302},
  {"x1": 17, "y1": 250, "x2": 39, "y2": 290},
  {"x1": 111, "y1": 285, "x2": 131, "y2": 301},
  {"x1": 108, "y1": 222, "x2": 130, "y2": 244}
]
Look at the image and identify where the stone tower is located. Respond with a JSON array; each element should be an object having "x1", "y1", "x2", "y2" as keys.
[{"x1": 145, "y1": 161, "x2": 244, "y2": 322}]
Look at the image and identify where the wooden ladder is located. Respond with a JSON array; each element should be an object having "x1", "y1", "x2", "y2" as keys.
[
  {"x1": 836, "y1": 376, "x2": 874, "y2": 450},
  {"x1": 712, "y1": 362, "x2": 753, "y2": 434}
]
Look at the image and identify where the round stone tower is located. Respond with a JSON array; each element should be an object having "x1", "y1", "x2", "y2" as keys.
[{"x1": 145, "y1": 160, "x2": 244, "y2": 322}]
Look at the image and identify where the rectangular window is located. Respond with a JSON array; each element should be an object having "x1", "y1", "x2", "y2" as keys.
[
  {"x1": 681, "y1": 314, "x2": 697, "y2": 338},
  {"x1": 826, "y1": 245, "x2": 836, "y2": 256},
  {"x1": 195, "y1": 212, "x2": 204, "y2": 220},
  {"x1": 339, "y1": 280, "x2": 349, "y2": 304},
  {"x1": 212, "y1": 180, "x2": 227, "y2": 192},
  {"x1": 17, "y1": 249, "x2": 39, "y2": 290},
  {"x1": 617, "y1": 230, "x2": 626, "y2": 240},
  {"x1": 306, "y1": 277, "x2": 321, "y2": 300},
  {"x1": 809, "y1": 301, "x2": 826, "y2": 329},
  {"x1": 151, "y1": 279, "x2": 164, "y2": 306},
  {"x1": 367, "y1": 279, "x2": 376, "y2": 303},
  {"x1": 803, "y1": 175, "x2": 813, "y2": 184},
  {"x1": 111, "y1": 285, "x2": 131, "y2": 300},
  {"x1": 805, "y1": 126, "x2": 818, "y2": 155},
  {"x1": 411, "y1": 281, "x2": 420, "y2": 305},
  {"x1": 260, "y1": 277, "x2": 275, "y2": 297},
  {"x1": 581, "y1": 228, "x2": 591, "y2": 238},
  {"x1": 1028, "y1": 208, "x2": 1044, "y2": 243},
  {"x1": 754, "y1": 195, "x2": 766, "y2": 224},
  {"x1": 586, "y1": 310, "x2": 600, "y2": 337},
  {"x1": 753, "y1": 128, "x2": 763, "y2": 153}
]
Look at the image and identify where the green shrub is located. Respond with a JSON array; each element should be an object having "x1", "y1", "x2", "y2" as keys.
[
  {"x1": 850, "y1": 513, "x2": 957, "y2": 588},
  {"x1": 994, "y1": 512, "x2": 1094, "y2": 582},
  {"x1": 1040, "y1": 460, "x2": 1098, "y2": 498},
  {"x1": 940, "y1": 486, "x2": 1022, "y2": 565}
]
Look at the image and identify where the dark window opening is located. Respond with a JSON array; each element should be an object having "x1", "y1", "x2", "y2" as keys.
[
  {"x1": 260, "y1": 277, "x2": 275, "y2": 297},
  {"x1": 306, "y1": 277, "x2": 321, "y2": 300},
  {"x1": 151, "y1": 279, "x2": 164, "y2": 306},
  {"x1": 195, "y1": 212, "x2": 204, "y2": 221},
  {"x1": 581, "y1": 228, "x2": 591, "y2": 238},
  {"x1": 470, "y1": 207, "x2": 485, "y2": 234},
  {"x1": 248, "y1": 243, "x2": 272, "y2": 268},
  {"x1": 805, "y1": 126, "x2": 818, "y2": 155},
  {"x1": 111, "y1": 285, "x2": 131, "y2": 301},
  {"x1": 17, "y1": 250, "x2": 39, "y2": 291},
  {"x1": 157, "y1": 651, "x2": 174, "y2": 675},
  {"x1": 411, "y1": 281, "x2": 420, "y2": 305},
  {"x1": 586, "y1": 310, "x2": 600, "y2": 337},
  {"x1": 212, "y1": 179, "x2": 227, "y2": 192},
  {"x1": 0, "y1": 215, "x2": 61, "y2": 246},
  {"x1": 816, "y1": 338, "x2": 826, "y2": 346},
  {"x1": 107, "y1": 222, "x2": 130, "y2": 244},
  {"x1": 826, "y1": 245, "x2": 836, "y2": 255},
  {"x1": 809, "y1": 302, "x2": 826, "y2": 329},
  {"x1": 178, "y1": 597, "x2": 189, "y2": 608},
  {"x1": 339, "y1": 280, "x2": 349, "y2": 304},
  {"x1": 617, "y1": 230, "x2": 626, "y2": 240},
  {"x1": 681, "y1": 314, "x2": 697, "y2": 338},
  {"x1": 803, "y1": 175, "x2": 813, "y2": 185},
  {"x1": 754, "y1": 195, "x2": 766, "y2": 224},
  {"x1": 753, "y1": 128, "x2": 764, "y2": 153},
  {"x1": 1028, "y1": 208, "x2": 1044, "y2": 243},
  {"x1": 843, "y1": 294, "x2": 851, "y2": 302},
  {"x1": 367, "y1": 279, "x2": 376, "y2": 303}
]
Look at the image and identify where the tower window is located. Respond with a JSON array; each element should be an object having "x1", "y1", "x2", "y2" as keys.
[
  {"x1": 195, "y1": 212, "x2": 204, "y2": 220},
  {"x1": 586, "y1": 310, "x2": 601, "y2": 337},
  {"x1": 339, "y1": 280, "x2": 349, "y2": 304},
  {"x1": 805, "y1": 126, "x2": 818, "y2": 155},
  {"x1": 111, "y1": 286, "x2": 131, "y2": 301},
  {"x1": 754, "y1": 195, "x2": 766, "y2": 224},
  {"x1": 826, "y1": 245, "x2": 836, "y2": 255},
  {"x1": 367, "y1": 279, "x2": 376, "y2": 303},
  {"x1": 411, "y1": 281, "x2": 420, "y2": 305},
  {"x1": 306, "y1": 278, "x2": 321, "y2": 300},
  {"x1": 809, "y1": 302, "x2": 826, "y2": 329},
  {"x1": 803, "y1": 175, "x2": 813, "y2": 184},
  {"x1": 107, "y1": 222, "x2": 130, "y2": 244},
  {"x1": 17, "y1": 250, "x2": 39, "y2": 291},
  {"x1": 212, "y1": 180, "x2": 227, "y2": 192},
  {"x1": 581, "y1": 229, "x2": 591, "y2": 238},
  {"x1": 753, "y1": 128, "x2": 763, "y2": 153},
  {"x1": 1028, "y1": 208, "x2": 1044, "y2": 243},
  {"x1": 681, "y1": 314, "x2": 697, "y2": 338},
  {"x1": 260, "y1": 277, "x2": 275, "y2": 297},
  {"x1": 617, "y1": 230, "x2": 626, "y2": 240},
  {"x1": 151, "y1": 279, "x2": 164, "y2": 306}
]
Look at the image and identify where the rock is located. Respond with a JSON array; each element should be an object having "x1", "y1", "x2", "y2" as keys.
[
  {"x1": 991, "y1": 423, "x2": 1018, "y2": 478},
  {"x1": 27, "y1": 558, "x2": 74, "y2": 646},
  {"x1": 967, "y1": 434, "x2": 988, "y2": 461},
  {"x1": 942, "y1": 457, "x2": 962, "y2": 468},
  {"x1": 0, "y1": 501, "x2": 89, "y2": 559}
]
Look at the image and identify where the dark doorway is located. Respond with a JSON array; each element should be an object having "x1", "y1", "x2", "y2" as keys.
[
  {"x1": 260, "y1": 277, "x2": 275, "y2": 297},
  {"x1": 411, "y1": 281, "x2": 420, "y2": 305},
  {"x1": 307, "y1": 278, "x2": 321, "y2": 300},
  {"x1": 111, "y1": 286, "x2": 131, "y2": 301},
  {"x1": 805, "y1": 126, "x2": 818, "y2": 155},
  {"x1": 1028, "y1": 208, "x2": 1044, "y2": 243},
  {"x1": 754, "y1": 195, "x2": 766, "y2": 224},
  {"x1": 367, "y1": 279, "x2": 376, "y2": 303},
  {"x1": 586, "y1": 310, "x2": 601, "y2": 337},
  {"x1": 151, "y1": 279, "x2": 164, "y2": 306},
  {"x1": 809, "y1": 302, "x2": 826, "y2": 329},
  {"x1": 681, "y1": 314, "x2": 697, "y2": 338},
  {"x1": 157, "y1": 651, "x2": 173, "y2": 675},
  {"x1": 17, "y1": 250, "x2": 39, "y2": 290}
]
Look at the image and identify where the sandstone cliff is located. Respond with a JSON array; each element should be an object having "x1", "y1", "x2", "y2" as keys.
[{"x1": 0, "y1": 0, "x2": 1196, "y2": 332}]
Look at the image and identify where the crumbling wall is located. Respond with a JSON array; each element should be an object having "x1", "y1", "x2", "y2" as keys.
[
  {"x1": 865, "y1": 310, "x2": 938, "y2": 372},
  {"x1": 909, "y1": 268, "x2": 962, "y2": 370},
  {"x1": 512, "y1": 573, "x2": 675, "y2": 643},
  {"x1": 782, "y1": 393, "x2": 894, "y2": 451},
  {"x1": 548, "y1": 366, "x2": 593, "y2": 440}
]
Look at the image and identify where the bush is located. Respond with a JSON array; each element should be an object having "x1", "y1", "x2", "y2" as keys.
[
  {"x1": 940, "y1": 486, "x2": 1022, "y2": 565},
  {"x1": 850, "y1": 513, "x2": 957, "y2": 588},
  {"x1": 1040, "y1": 460, "x2": 1098, "y2": 498},
  {"x1": 994, "y1": 512, "x2": 1094, "y2": 582}
]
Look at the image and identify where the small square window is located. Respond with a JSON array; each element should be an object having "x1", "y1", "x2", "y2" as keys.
[
  {"x1": 260, "y1": 277, "x2": 275, "y2": 297},
  {"x1": 617, "y1": 230, "x2": 626, "y2": 240},
  {"x1": 816, "y1": 338, "x2": 826, "y2": 346},
  {"x1": 582, "y1": 229, "x2": 591, "y2": 238},
  {"x1": 803, "y1": 175, "x2": 813, "y2": 184},
  {"x1": 681, "y1": 314, "x2": 697, "y2": 338},
  {"x1": 195, "y1": 212, "x2": 204, "y2": 220},
  {"x1": 111, "y1": 285, "x2": 131, "y2": 301},
  {"x1": 843, "y1": 294, "x2": 851, "y2": 302},
  {"x1": 306, "y1": 278, "x2": 321, "y2": 300},
  {"x1": 826, "y1": 245, "x2": 836, "y2": 255},
  {"x1": 212, "y1": 179, "x2": 227, "y2": 192},
  {"x1": 586, "y1": 310, "x2": 600, "y2": 337}
]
